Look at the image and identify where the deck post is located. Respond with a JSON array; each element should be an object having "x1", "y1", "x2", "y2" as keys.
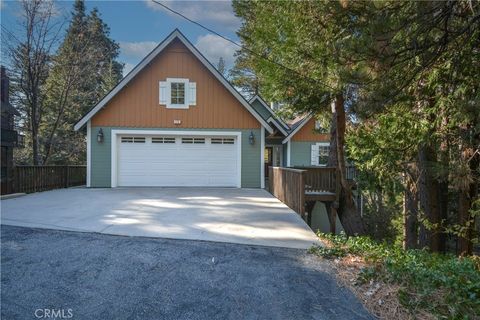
[
  {"x1": 299, "y1": 171, "x2": 305, "y2": 219},
  {"x1": 325, "y1": 202, "x2": 337, "y2": 234},
  {"x1": 305, "y1": 200, "x2": 316, "y2": 227}
]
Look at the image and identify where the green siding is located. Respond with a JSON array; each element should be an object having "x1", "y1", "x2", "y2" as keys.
[
  {"x1": 250, "y1": 99, "x2": 272, "y2": 122},
  {"x1": 289, "y1": 141, "x2": 317, "y2": 166},
  {"x1": 240, "y1": 129, "x2": 261, "y2": 187},
  {"x1": 90, "y1": 127, "x2": 261, "y2": 188},
  {"x1": 91, "y1": 126, "x2": 112, "y2": 187}
]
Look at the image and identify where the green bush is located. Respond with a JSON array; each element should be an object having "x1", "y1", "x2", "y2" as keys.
[{"x1": 311, "y1": 233, "x2": 480, "y2": 319}]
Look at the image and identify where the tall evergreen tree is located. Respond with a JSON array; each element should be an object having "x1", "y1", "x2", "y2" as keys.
[
  {"x1": 231, "y1": 0, "x2": 368, "y2": 235},
  {"x1": 229, "y1": 50, "x2": 260, "y2": 99},
  {"x1": 42, "y1": 0, "x2": 123, "y2": 164},
  {"x1": 216, "y1": 57, "x2": 226, "y2": 77},
  {"x1": 232, "y1": 0, "x2": 480, "y2": 251}
]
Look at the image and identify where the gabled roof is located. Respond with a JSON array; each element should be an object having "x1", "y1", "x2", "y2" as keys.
[
  {"x1": 249, "y1": 95, "x2": 290, "y2": 132},
  {"x1": 74, "y1": 29, "x2": 273, "y2": 133},
  {"x1": 266, "y1": 116, "x2": 289, "y2": 136},
  {"x1": 282, "y1": 114, "x2": 314, "y2": 144}
]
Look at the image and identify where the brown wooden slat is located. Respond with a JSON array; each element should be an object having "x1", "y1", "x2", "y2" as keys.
[
  {"x1": 91, "y1": 39, "x2": 260, "y2": 130},
  {"x1": 268, "y1": 167, "x2": 306, "y2": 218},
  {"x1": 10, "y1": 166, "x2": 86, "y2": 194},
  {"x1": 294, "y1": 167, "x2": 337, "y2": 193}
]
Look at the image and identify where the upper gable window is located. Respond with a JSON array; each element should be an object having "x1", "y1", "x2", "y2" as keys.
[
  {"x1": 159, "y1": 78, "x2": 196, "y2": 109},
  {"x1": 171, "y1": 82, "x2": 185, "y2": 105}
]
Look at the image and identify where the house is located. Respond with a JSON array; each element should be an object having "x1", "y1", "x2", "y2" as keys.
[
  {"x1": 249, "y1": 96, "x2": 331, "y2": 178},
  {"x1": 74, "y1": 29, "x2": 330, "y2": 189},
  {"x1": 1, "y1": 66, "x2": 21, "y2": 195}
]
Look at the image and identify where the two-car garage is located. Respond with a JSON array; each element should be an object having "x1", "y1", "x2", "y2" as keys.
[{"x1": 114, "y1": 132, "x2": 241, "y2": 187}]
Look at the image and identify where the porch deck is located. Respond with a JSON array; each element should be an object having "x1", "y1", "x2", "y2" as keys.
[{"x1": 268, "y1": 166, "x2": 341, "y2": 231}]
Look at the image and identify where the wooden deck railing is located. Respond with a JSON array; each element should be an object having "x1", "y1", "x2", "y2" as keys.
[
  {"x1": 13, "y1": 165, "x2": 86, "y2": 194},
  {"x1": 294, "y1": 167, "x2": 337, "y2": 193},
  {"x1": 269, "y1": 166, "x2": 341, "y2": 223},
  {"x1": 269, "y1": 167, "x2": 306, "y2": 217}
]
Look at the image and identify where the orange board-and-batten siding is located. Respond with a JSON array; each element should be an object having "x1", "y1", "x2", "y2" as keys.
[
  {"x1": 91, "y1": 39, "x2": 260, "y2": 129},
  {"x1": 291, "y1": 117, "x2": 330, "y2": 142}
]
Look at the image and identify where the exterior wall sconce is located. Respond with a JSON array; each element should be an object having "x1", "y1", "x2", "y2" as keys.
[
  {"x1": 249, "y1": 131, "x2": 255, "y2": 145},
  {"x1": 97, "y1": 128, "x2": 104, "y2": 143}
]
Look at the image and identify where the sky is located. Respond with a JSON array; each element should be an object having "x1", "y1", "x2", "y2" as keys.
[{"x1": 0, "y1": 0, "x2": 241, "y2": 76}]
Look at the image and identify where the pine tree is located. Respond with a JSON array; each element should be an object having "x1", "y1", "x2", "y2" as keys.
[
  {"x1": 229, "y1": 51, "x2": 260, "y2": 99},
  {"x1": 216, "y1": 57, "x2": 226, "y2": 77},
  {"x1": 42, "y1": 0, "x2": 123, "y2": 164},
  {"x1": 231, "y1": 0, "x2": 368, "y2": 235}
]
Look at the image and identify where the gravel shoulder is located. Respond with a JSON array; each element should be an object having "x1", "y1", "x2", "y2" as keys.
[{"x1": 1, "y1": 225, "x2": 372, "y2": 320}]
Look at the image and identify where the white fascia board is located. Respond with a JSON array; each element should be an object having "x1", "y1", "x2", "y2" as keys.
[
  {"x1": 75, "y1": 30, "x2": 273, "y2": 134},
  {"x1": 86, "y1": 120, "x2": 91, "y2": 187},
  {"x1": 75, "y1": 30, "x2": 180, "y2": 131},
  {"x1": 249, "y1": 95, "x2": 290, "y2": 130},
  {"x1": 282, "y1": 114, "x2": 313, "y2": 144},
  {"x1": 287, "y1": 140, "x2": 291, "y2": 167},
  {"x1": 260, "y1": 126, "x2": 265, "y2": 189},
  {"x1": 177, "y1": 36, "x2": 273, "y2": 133},
  {"x1": 267, "y1": 116, "x2": 289, "y2": 136}
]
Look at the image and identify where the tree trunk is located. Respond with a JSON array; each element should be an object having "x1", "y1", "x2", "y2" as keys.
[
  {"x1": 437, "y1": 114, "x2": 450, "y2": 252},
  {"x1": 457, "y1": 136, "x2": 480, "y2": 256},
  {"x1": 403, "y1": 163, "x2": 418, "y2": 249},
  {"x1": 418, "y1": 145, "x2": 443, "y2": 251},
  {"x1": 31, "y1": 105, "x2": 40, "y2": 166},
  {"x1": 328, "y1": 95, "x2": 366, "y2": 236},
  {"x1": 458, "y1": 191, "x2": 474, "y2": 255}
]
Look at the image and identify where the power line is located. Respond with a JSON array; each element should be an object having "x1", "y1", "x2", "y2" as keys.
[{"x1": 150, "y1": 0, "x2": 335, "y2": 91}]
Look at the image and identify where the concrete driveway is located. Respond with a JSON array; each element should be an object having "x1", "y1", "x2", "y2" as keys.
[
  {"x1": 1, "y1": 187, "x2": 319, "y2": 249},
  {"x1": 1, "y1": 225, "x2": 372, "y2": 320}
]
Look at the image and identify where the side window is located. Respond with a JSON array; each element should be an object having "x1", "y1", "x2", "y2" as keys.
[
  {"x1": 311, "y1": 143, "x2": 329, "y2": 166},
  {"x1": 159, "y1": 78, "x2": 196, "y2": 109},
  {"x1": 318, "y1": 145, "x2": 329, "y2": 166}
]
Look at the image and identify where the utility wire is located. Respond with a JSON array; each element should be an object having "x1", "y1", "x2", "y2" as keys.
[{"x1": 150, "y1": 0, "x2": 335, "y2": 91}]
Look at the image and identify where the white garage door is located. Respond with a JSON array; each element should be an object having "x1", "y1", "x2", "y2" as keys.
[{"x1": 117, "y1": 135, "x2": 239, "y2": 187}]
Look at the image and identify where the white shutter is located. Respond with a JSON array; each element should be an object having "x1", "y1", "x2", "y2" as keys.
[
  {"x1": 159, "y1": 81, "x2": 167, "y2": 104},
  {"x1": 188, "y1": 82, "x2": 196, "y2": 106},
  {"x1": 311, "y1": 144, "x2": 319, "y2": 166}
]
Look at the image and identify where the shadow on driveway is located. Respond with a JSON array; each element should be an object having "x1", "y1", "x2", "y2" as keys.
[
  {"x1": 1, "y1": 188, "x2": 320, "y2": 249},
  {"x1": 1, "y1": 225, "x2": 372, "y2": 320}
]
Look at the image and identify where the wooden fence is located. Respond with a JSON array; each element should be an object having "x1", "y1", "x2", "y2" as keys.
[
  {"x1": 269, "y1": 167, "x2": 306, "y2": 217},
  {"x1": 13, "y1": 166, "x2": 86, "y2": 194}
]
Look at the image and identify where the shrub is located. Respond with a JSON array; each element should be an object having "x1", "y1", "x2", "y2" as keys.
[{"x1": 310, "y1": 233, "x2": 480, "y2": 319}]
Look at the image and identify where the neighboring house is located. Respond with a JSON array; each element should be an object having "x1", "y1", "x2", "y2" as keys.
[
  {"x1": 74, "y1": 29, "x2": 330, "y2": 189},
  {"x1": 1, "y1": 66, "x2": 21, "y2": 195}
]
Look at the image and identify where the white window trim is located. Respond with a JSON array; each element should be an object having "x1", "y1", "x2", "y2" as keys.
[
  {"x1": 111, "y1": 130, "x2": 242, "y2": 188},
  {"x1": 166, "y1": 78, "x2": 189, "y2": 109},
  {"x1": 260, "y1": 126, "x2": 265, "y2": 189},
  {"x1": 287, "y1": 141, "x2": 291, "y2": 167},
  {"x1": 86, "y1": 120, "x2": 91, "y2": 187},
  {"x1": 315, "y1": 142, "x2": 330, "y2": 167}
]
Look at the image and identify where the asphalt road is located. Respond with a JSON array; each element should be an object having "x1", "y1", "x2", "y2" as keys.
[{"x1": 1, "y1": 225, "x2": 372, "y2": 320}]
